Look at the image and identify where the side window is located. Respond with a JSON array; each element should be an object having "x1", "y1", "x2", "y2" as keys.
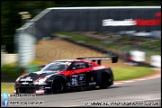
[
  {"x1": 72, "y1": 62, "x2": 89, "y2": 70},
  {"x1": 88, "y1": 63, "x2": 93, "y2": 67}
]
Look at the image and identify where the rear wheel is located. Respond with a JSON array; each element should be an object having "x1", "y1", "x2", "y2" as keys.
[
  {"x1": 51, "y1": 77, "x2": 65, "y2": 93},
  {"x1": 99, "y1": 73, "x2": 111, "y2": 89}
]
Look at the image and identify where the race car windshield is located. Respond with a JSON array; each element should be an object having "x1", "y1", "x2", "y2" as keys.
[{"x1": 41, "y1": 63, "x2": 69, "y2": 72}]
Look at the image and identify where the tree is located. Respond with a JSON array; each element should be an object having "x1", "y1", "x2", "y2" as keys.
[{"x1": 1, "y1": 1, "x2": 55, "y2": 53}]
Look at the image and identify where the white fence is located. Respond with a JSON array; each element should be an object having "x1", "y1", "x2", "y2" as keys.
[
  {"x1": 150, "y1": 55, "x2": 161, "y2": 68},
  {"x1": 1, "y1": 52, "x2": 18, "y2": 66},
  {"x1": 129, "y1": 50, "x2": 161, "y2": 68}
]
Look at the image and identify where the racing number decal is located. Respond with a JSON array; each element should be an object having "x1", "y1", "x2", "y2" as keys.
[
  {"x1": 71, "y1": 74, "x2": 86, "y2": 86},
  {"x1": 71, "y1": 75, "x2": 78, "y2": 86}
]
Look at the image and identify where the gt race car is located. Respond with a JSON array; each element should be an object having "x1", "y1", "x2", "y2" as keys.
[{"x1": 14, "y1": 56, "x2": 118, "y2": 94}]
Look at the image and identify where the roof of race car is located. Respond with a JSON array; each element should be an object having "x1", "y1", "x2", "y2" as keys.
[
  {"x1": 53, "y1": 59, "x2": 100, "y2": 67},
  {"x1": 54, "y1": 59, "x2": 74, "y2": 62},
  {"x1": 54, "y1": 59, "x2": 91, "y2": 63}
]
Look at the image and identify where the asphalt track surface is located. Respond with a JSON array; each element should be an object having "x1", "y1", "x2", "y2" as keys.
[{"x1": 6, "y1": 76, "x2": 161, "y2": 107}]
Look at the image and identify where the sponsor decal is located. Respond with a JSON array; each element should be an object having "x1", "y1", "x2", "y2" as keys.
[
  {"x1": 91, "y1": 77, "x2": 94, "y2": 81},
  {"x1": 45, "y1": 87, "x2": 51, "y2": 89},
  {"x1": 20, "y1": 77, "x2": 33, "y2": 81},
  {"x1": 103, "y1": 19, "x2": 135, "y2": 26},
  {"x1": 71, "y1": 75, "x2": 78, "y2": 86},
  {"x1": 89, "y1": 82, "x2": 96, "y2": 86},
  {"x1": 71, "y1": 74, "x2": 86, "y2": 86},
  {"x1": 102, "y1": 12, "x2": 161, "y2": 26},
  {"x1": 21, "y1": 82, "x2": 29, "y2": 85}
]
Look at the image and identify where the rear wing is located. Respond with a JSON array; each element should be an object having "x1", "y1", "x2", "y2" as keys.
[{"x1": 77, "y1": 56, "x2": 118, "y2": 65}]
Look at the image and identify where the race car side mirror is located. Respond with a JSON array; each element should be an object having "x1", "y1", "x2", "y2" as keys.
[
  {"x1": 72, "y1": 67, "x2": 76, "y2": 70},
  {"x1": 112, "y1": 56, "x2": 118, "y2": 63}
]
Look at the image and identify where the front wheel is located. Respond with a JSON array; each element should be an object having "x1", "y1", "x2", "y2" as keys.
[{"x1": 51, "y1": 77, "x2": 65, "y2": 93}]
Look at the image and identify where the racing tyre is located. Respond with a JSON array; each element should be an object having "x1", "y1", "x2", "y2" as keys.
[
  {"x1": 99, "y1": 73, "x2": 110, "y2": 89},
  {"x1": 51, "y1": 77, "x2": 65, "y2": 93}
]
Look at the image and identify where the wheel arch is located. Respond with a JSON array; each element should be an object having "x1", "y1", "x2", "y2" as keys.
[
  {"x1": 50, "y1": 74, "x2": 68, "y2": 93},
  {"x1": 50, "y1": 74, "x2": 68, "y2": 83}
]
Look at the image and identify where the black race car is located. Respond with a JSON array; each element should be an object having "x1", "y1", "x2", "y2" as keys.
[{"x1": 14, "y1": 56, "x2": 118, "y2": 94}]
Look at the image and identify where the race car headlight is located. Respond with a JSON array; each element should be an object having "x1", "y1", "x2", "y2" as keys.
[
  {"x1": 15, "y1": 77, "x2": 21, "y2": 83},
  {"x1": 15, "y1": 76, "x2": 23, "y2": 83},
  {"x1": 15, "y1": 73, "x2": 28, "y2": 83}
]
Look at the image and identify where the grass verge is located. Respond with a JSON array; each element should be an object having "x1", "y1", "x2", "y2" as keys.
[
  {"x1": 1, "y1": 83, "x2": 14, "y2": 94},
  {"x1": 1, "y1": 66, "x2": 156, "y2": 94},
  {"x1": 55, "y1": 32, "x2": 161, "y2": 56},
  {"x1": 113, "y1": 66, "x2": 155, "y2": 81}
]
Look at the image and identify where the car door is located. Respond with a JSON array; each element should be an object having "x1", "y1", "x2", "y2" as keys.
[{"x1": 68, "y1": 62, "x2": 90, "y2": 87}]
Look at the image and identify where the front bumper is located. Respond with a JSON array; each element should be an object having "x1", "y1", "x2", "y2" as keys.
[{"x1": 15, "y1": 83, "x2": 51, "y2": 94}]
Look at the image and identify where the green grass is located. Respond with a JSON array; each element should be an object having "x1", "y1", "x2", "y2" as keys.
[
  {"x1": 56, "y1": 32, "x2": 104, "y2": 44},
  {"x1": 1, "y1": 60, "x2": 46, "y2": 80},
  {"x1": 55, "y1": 32, "x2": 161, "y2": 56},
  {"x1": 1, "y1": 66, "x2": 155, "y2": 94},
  {"x1": 112, "y1": 66, "x2": 155, "y2": 81},
  {"x1": 1, "y1": 83, "x2": 14, "y2": 94},
  {"x1": 55, "y1": 32, "x2": 118, "y2": 49},
  {"x1": 1, "y1": 64, "x2": 24, "y2": 80}
]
